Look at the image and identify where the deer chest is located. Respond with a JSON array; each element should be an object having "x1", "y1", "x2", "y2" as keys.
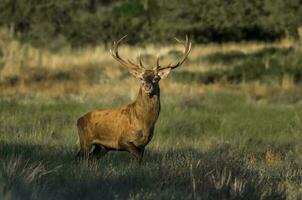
[{"x1": 132, "y1": 128, "x2": 155, "y2": 148}]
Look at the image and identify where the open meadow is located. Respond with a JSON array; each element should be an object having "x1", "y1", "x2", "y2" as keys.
[{"x1": 1, "y1": 31, "x2": 302, "y2": 199}]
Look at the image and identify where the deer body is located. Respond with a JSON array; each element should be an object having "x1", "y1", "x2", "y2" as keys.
[
  {"x1": 77, "y1": 36, "x2": 191, "y2": 163},
  {"x1": 78, "y1": 85, "x2": 160, "y2": 161}
]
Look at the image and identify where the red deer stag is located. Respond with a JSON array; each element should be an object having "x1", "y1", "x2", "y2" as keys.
[{"x1": 77, "y1": 35, "x2": 191, "y2": 163}]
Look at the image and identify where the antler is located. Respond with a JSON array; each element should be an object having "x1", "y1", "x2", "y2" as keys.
[
  {"x1": 155, "y1": 35, "x2": 192, "y2": 72},
  {"x1": 110, "y1": 35, "x2": 145, "y2": 72}
]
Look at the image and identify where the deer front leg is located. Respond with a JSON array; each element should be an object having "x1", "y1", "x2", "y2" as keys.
[
  {"x1": 125, "y1": 142, "x2": 144, "y2": 164},
  {"x1": 91, "y1": 144, "x2": 108, "y2": 159}
]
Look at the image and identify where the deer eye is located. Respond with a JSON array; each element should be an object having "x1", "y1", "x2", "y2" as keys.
[{"x1": 152, "y1": 76, "x2": 160, "y2": 83}]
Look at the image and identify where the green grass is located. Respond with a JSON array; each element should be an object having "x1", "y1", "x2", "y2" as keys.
[{"x1": 1, "y1": 92, "x2": 302, "y2": 199}]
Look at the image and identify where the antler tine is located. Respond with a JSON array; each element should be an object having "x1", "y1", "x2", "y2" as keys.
[
  {"x1": 117, "y1": 34, "x2": 128, "y2": 44},
  {"x1": 110, "y1": 35, "x2": 128, "y2": 66},
  {"x1": 138, "y1": 54, "x2": 146, "y2": 69},
  {"x1": 152, "y1": 55, "x2": 161, "y2": 72},
  {"x1": 158, "y1": 35, "x2": 192, "y2": 71},
  {"x1": 111, "y1": 35, "x2": 127, "y2": 57},
  {"x1": 110, "y1": 35, "x2": 144, "y2": 71},
  {"x1": 127, "y1": 59, "x2": 138, "y2": 66},
  {"x1": 154, "y1": 55, "x2": 161, "y2": 71},
  {"x1": 169, "y1": 35, "x2": 192, "y2": 69}
]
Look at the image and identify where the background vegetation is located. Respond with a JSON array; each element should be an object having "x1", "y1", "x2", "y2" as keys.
[
  {"x1": 0, "y1": 0, "x2": 302, "y2": 48},
  {"x1": 1, "y1": 1, "x2": 302, "y2": 199}
]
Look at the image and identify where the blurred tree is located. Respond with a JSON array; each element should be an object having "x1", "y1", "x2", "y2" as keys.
[
  {"x1": 263, "y1": 0, "x2": 302, "y2": 40},
  {"x1": 0, "y1": 0, "x2": 301, "y2": 48}
]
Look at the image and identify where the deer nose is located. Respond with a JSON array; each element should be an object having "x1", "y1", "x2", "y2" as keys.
[{"x1": 143, "y1": 83, "x2": 153, "y2": 93}]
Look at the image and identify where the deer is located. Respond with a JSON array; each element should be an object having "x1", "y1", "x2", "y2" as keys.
[{"x1": 77, "y1": 35, "x2": 191, "y2": 163}]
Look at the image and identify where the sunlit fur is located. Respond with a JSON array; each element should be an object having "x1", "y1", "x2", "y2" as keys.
[{"x1": 77, "y1": 70, "x2": 161, "y2": 163}]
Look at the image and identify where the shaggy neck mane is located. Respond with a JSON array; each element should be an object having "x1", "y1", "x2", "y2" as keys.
[{"x1": 132, "y1": 85, "x2": 161, "y2": 125}]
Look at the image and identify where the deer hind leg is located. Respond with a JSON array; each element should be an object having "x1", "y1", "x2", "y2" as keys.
[
  {"x1": 77, "y1": 117, "x2": 92, "y2": 157},
  {"x1": 77, "y1": 135, "x2": 93, "y2": 158},
  {"x1": 77, "y1": 118, "x2": 93, "y2": 158}
]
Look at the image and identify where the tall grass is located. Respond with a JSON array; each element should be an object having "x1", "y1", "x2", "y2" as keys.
[{"x1": 1, "y1": 92, "x2": 302, "y2": 199}]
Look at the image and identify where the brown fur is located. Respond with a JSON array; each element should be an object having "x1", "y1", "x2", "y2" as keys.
[{"x1": 77, "y1": 72, "x2": 161, "y2": 163}]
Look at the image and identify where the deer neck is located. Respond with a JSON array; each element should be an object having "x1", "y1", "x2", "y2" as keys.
[{"x1": 133, "y1": 85, "x2": 161, "y2": 125}]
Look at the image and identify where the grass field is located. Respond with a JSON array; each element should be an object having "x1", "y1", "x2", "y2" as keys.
[{"x1": 1, "y1": 33, "x2": 302, "y2": 199}]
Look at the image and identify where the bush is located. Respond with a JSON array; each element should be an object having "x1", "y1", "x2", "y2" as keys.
[{"x1": 0, "y1": 0, "x2": 301, "y2": 48}]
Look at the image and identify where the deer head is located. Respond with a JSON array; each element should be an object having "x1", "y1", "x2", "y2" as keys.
[{"x1": 110, "y1": 35, "x2": 192, "y2": 94}]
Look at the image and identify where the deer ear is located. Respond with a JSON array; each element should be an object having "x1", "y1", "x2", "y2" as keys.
[
  {"x1": 129, "y1": 69, "x2": 144, "y2": 79},
  {"x1": 157, "y1": 68, "x2": 171, "y2": 79}
]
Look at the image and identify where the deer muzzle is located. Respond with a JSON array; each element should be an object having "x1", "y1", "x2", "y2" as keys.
[{"x1": 142, "y1": 82, "x2": 153, "y2": 94}]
